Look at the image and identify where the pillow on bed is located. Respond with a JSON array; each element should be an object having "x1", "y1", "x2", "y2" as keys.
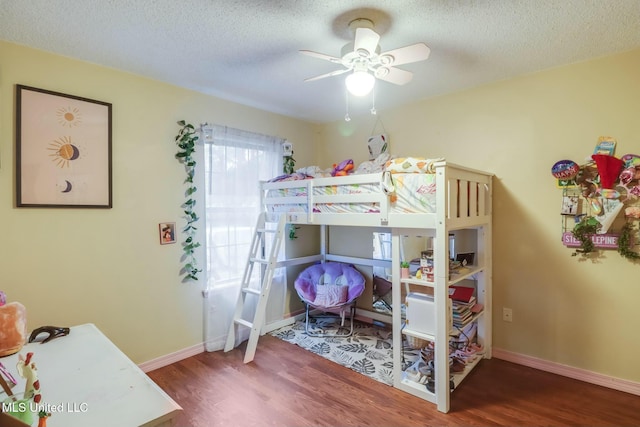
[{"x1": 385, "y1": 157, "x2": 444, "y2": 174}]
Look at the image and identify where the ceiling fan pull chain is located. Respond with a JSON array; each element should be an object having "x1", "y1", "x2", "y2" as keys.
[
  {"x1": 344, "y1": 89, "x2": 351, "y2": 122},
  {"x1": 370, "y1": 85, "x2": 377, "y2": 115}
]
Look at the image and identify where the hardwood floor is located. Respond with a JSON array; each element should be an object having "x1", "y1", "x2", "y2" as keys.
[{"x1": 148, "y1": 335, "x2": 640, "y2": 427}]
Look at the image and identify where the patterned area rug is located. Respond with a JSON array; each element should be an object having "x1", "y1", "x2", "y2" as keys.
[{"x1": 270, "y1": 317, "x2": 420, "y2": 386}]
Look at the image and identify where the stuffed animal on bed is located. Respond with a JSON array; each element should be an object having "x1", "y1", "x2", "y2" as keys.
[{"x1": 332, "y1": 159, "x2": 354, "y2": 177}]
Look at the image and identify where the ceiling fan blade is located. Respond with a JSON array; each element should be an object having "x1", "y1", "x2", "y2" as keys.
[
  {"x1": 299, "y1": 50, "x2": 342, "y2": 64},
  {"x1": 354, "y1": 27, "x2": 380, "y2": 56},
  {"x1": 375, "y1": 67, "x2": 414, "y2": 85},
  {"x1": 379, "y1": 43, "x2": 430, "y2": 66},
  {"x1": 304, "y1": 68, "x2": 350, "y2": 82}
]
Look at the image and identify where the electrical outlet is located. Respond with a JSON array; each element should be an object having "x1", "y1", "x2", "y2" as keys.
[{"x1": 502, "y1": 307, "x2": 513, "y2": 322}]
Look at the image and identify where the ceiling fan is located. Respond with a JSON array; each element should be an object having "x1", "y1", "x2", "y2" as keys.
[{"x1": 301, "y1": 18, "x2": 431, "y2": 96}]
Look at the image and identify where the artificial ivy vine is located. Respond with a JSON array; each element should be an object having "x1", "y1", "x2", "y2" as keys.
[
  {"x1": 283, "y1": 152, "x2": 296, "y2": 174},
  {"x1": 571, "y1": 216, "x2": 601, "y2": 256},
  {"x1": 618, "y1": 222, "x2": 640, "y2": 260},
  {"x1": 571, "y1": 216, "x2": 640, "y2": 260},
  {"x1": 174, "y1": 120, "x2": 202, "y2": 281}
]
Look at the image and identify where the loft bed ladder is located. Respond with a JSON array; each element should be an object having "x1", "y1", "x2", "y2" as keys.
[{"x1": 224, "y1": 212, "x2": 286, "y2": 363}]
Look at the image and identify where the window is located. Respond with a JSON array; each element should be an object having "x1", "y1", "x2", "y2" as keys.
[{"x1": 203, "y1": 125, "x2": 283, "y2": 351}]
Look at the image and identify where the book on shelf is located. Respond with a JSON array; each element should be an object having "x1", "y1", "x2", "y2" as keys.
[
  {"x1": 470, "y1": 303, "x2": 483, "y2": 314},
  {"x1": 452, "y1": 308, "x2": 473, "y2": 318},
  {"x1": 453, "y1": 313, "x2": 473, "y2": 323},
  {"x1": 452, "y1": 304, "x2": 473, "y2": 313},
  {"x1": 449, "y1": 285, "x2": 474, "y2": 303},
  {"x1": 452, "y1": 297, "x2": 476, "y2": 311},
  {"x1": 453, "y1": 317, "x2": 475, "y2": 328},
  {"x1": 451, "y1": 294, "x2": 482, "y2": 328}
]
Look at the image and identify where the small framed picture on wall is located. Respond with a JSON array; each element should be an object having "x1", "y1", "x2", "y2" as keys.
[
  {"x1": 159, "y1": 222, "x2": 176, "y2": 245},
  {"x1": 561, "y1": 196, "x2": 580, "y2": 215}
]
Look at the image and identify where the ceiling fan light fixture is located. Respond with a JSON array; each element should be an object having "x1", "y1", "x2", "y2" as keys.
[{"x1": 345, "y1": 70, "x2": 375, "y2": 97}]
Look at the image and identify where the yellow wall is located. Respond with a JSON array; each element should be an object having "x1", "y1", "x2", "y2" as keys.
[
  {"x1": 316, "y1": 48, "x2": 640, "y2": 382},
  {"x1": 0, "y1": 41, "x2": 317, "y2": 363},
  {"x1": 3, "y1": 38, "x2": 639, "y2": 384}
]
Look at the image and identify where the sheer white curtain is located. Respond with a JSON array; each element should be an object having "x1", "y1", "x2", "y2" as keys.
[{"x1": 202, "y1": 125, "x2": 284, "y2": 352}]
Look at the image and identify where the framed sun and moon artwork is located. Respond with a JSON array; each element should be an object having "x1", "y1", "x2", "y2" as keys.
[{"x1": 16, "y1": 85, "x2": 112, "y2": 208}]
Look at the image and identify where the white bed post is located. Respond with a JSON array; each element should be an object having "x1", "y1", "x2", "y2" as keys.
[
  {"x1": 391, "y1": 229, "x2": 403, "y2": 391},
  {"x1": 434, "y1": 164, "x2": 451, "y2": 413},
  {"x1": 320, "y1": 224, "x2": 327, "y2": 262},
  {"x1": 476, "y1": 182, "x2": 493, "y2": 359}
]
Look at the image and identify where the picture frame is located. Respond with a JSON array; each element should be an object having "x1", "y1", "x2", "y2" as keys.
[
  {"x1": 159, "y1": 222, "x2": 176, "y2": 245},
  {"x1": 16, "y1": 85, "x2": 112, "y2": 208},
  {"x1": 561, "y1": 195, "x2": 580, "y2": 215}
]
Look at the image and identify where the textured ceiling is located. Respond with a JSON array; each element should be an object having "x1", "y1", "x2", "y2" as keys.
[{"x1": 2, "y1": 0, "x2": 640, "y2": 123}]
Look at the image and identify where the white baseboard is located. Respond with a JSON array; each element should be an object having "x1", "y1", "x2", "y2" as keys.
[
  {"x1": 492, "y1": 347, "x2": 640, "y2": 396},
  {"x1": 138, "y1": 340, "x2": 640, "y2": 398},
  {"x1": 138, "y1": 342, "x2": 205, "y2": 373},
  {"x1": 138, "y1": 316, "x2": 304, "y2": 372},
  {"x1": 262, "y1": 316, "x2": 297, "y2": 334}
]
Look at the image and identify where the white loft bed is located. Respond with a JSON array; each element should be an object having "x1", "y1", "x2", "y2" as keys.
[{"x1": 261, "y1": 161, "x2": 493, "y2": 413}]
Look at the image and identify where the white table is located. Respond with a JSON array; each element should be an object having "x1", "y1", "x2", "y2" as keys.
[{"x1": 0, "y1": 323, "x2": 182, "y2": 427}]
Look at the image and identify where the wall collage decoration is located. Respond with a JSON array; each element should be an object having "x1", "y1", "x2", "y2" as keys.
[{"x1": 552, "y1": 136, "x2": 640, "y2": 260}]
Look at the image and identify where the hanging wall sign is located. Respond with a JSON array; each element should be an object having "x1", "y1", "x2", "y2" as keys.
[{"x1": 562, "y1": 232, "x2": 620, "y2": 249}]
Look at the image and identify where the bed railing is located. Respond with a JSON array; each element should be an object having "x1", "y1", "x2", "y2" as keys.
[
  {"x1": 437, "y1": 162, "x2": 492, "y2": 227},
  {"x1": 262, "y1": 161, "x2": 492, "y2": 228}
]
